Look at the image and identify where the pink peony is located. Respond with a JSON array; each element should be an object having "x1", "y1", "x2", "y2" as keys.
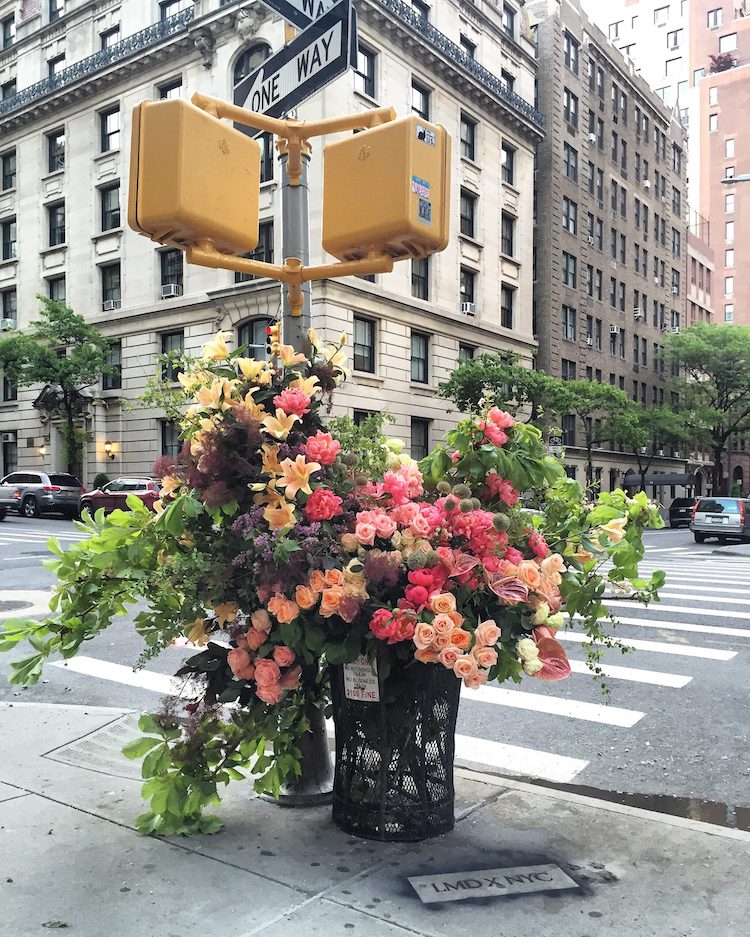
[
  {"x1": 273, "y1": 388, "x2": 311, "y2": 416},
  {"x1": 256, "y1": 682, "x2": 283, "y2": 705},
  {"x1": 488, "y1": 407, "x2": 516, "y2": 429},
  {"x1": 279, "y1": 664, "x2": 302, "y2": 689},
  {"x1": 304, "y1": 487, "x2": 344, "y2": 521},
  {"x1": 303, "y1": 431, "x2": 340, "y2": 466},
  {"x1": 504, "y1": 547, "x2": 524, "y2": 565},
  {"x1": 273, "y1": 645, "x2": 296, "y2": 667},
  {"x1": 405, "y1": 584, "x2": 430, "y2": 609},
  {"x1": 528, "y1": 530, "x2": 550, "y2": 558},
  {"x1": 254, "y1": 658, "x2": 281, "y2": 687},
  {"x1": 478, "y1": 420, "x2": 508, "y2": 447}
]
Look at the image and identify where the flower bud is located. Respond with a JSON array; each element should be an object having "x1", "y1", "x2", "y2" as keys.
[
  {"x1": 407, "y1": 552, "x2": 427, "y2": 570},
  {"x1": 444, "y1": 497, "x2": 457, "y2": 512},
  {"x1": 436, "y1": 481, "x2": 452, "y2": 494},
  {"x1": 342, "y1": 452, "x2": 359, "y2": 466},
  {"x1": 470, "y1": 498, "x2": 481, "y2": 510},
  {"x1": 452, "y1": 484, "x2": 471, "y2": 499},
  {"x1": 492, "y1": 513, "x2": 510, "y2": 532},
  {"x1": 459, "y1": 499, "x2": 474, "y2": 513},
  {"x1": 354, "y1": 474, "x2": 369, "y2": 486}
]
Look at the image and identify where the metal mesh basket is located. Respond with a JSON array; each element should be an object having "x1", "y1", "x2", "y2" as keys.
[{"x1": 329, "y1": 658, "x2": 461, "y2": 842}]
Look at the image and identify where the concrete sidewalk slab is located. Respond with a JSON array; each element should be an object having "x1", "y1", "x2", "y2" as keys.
[{"x1": 1, "y1": 701, "x2": 749, "y2": 937}]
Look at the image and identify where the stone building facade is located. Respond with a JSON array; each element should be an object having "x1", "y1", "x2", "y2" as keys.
[{"x1": 0, "y1": 0, "x2": 542, "y2": 482}]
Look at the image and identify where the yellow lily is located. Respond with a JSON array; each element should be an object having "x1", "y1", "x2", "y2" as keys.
[
  {"x1": 601, "y1": 516, "x2": 628, "y2": 543},
  {"x1": 237, "y1": 357, "x2": 269, "y2": 381},
  {"x1": 262, "y1": 408, "x2": 300, "y2": 440},
  {"x1": 279, "y1": 344, "x2": 307, "y2": 367},
  {"x1": 278, "y1": 454, "x2": 321, "y2": 499},
  {"x1": 289, "y1": 374, "x2": 320, "y2": 396},
  {"x1": 264, "y1": 499, "x2": 296, "y2": 530},
  {"x1": 308, "y1": 327, "x2": 322, "y2": 351},
  {"x1": 195, "y1": 377, "x2": 235, "y2": 412},
  {"x1": 160, "y1": 475, "x2": 182, "y2": 497},
  {"x1": 261, "y1": 442, "x2": 283, "y2": 475},
  {"x1": 202, "y1": 332, "x2": 231, "y2": 361}
]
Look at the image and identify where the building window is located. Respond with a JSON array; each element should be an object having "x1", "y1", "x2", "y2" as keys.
[
  {"x1": 352, "y1": 409, "x2": 376, "y2": 426},
  {"x1": 100, "y1": 184, "x2": 120, "y2": 231},
  {"x1": 1, "y1": 150, "x2": 15, "y2": 190},
  {"x1": 47, "y1": 202, "x2": 65, "y2": 246},
  {"x1": 719, "y1": 33, "x2": 737, "y2": 53},
  {"x1": 411, "y1": 80, "x2": 430, "y2": 120},
  {"x1": 726, "y1": 248, "x2": 735, "y2": 267},
  {"x1": 563, "y1": 87, "x2": 578, "y2": 128},
  {"x1": 708, "y1": 8, "x2": 723, "y2": 28},
  {"x1": 725, "y1": 193, "x2": 735, "y2": 214},
  {"x1": 47, "y1": 54, "x2": 65, "y2": 77},
  {"x1": 725, "y1": 304, "x2": 734, "y2": 322},
  {"x1": 158, "y1": 78, "x2": 182, "y2": 99},
  {"x1": 160, "y1": 249, "x2": 183, "y2": 293},
  {"x1": 561, "y1": 305, "x2": 577, "y2": 341},
  {"x1": 237, "y1": 318, "x2": 271, "y2": 360},
  {"x1": 102, "y1": 339, "x2": 122, "y2": 390},
  {"x1": 725, "y1": 276, "x2": 734, "y2": 297},
  {"x1": 608, "y1": 21, "x2": 622, "y2": 40},
  {"x1": 563, "y1": 142, "x2": 578, "y2": 181},
  {"x1": 100, "y1": 106, "x2": 120, "y2": 152},
  {"x1": 726, "y1": 220, "x2": 734, "y2": 242},
  {"x1": 353, "y1": 316, "x2": 375, "y2": 373},
  {"x1": 501, "y1": 212, "x2": 515, "y2": 256},
  {"x1": 47, "y1": 276, "x2": 65, "y2": 302},
  {"x1": 460, "y1": 188, "x2": 477, "y2": 238},
  {"x1": 410, "y1": 331, "x2": 429, "y2": 383},
  {"x1": 725, "y1": 138, "x2": 735, "y2": 158},
  {"x1": 101, "y1": 262, "x2": 121, "y2": 309},
  {"x1": 100, "y1": 26, "x2": 120, "y2": 50},
  {"x1": 460, "y1": 34, "x2": 476, "y2": 59},
  {"x1": 49, "y1": 0, "x2": 64, "y2": 23},
  {"x1": 500, "y1": 284, "x2": 514, "y2": 329},
  {"x1": 411, "y1": 256, "x2": 429, "y2": 300},
  {"x1": 1, "y1": 79, "x2": 16, "y2": 101},
  {"x1": 561, "y1": 358, "x2": 576, "y2": 380},
  {"x1": 564, "y1": 32, "x2": 579, "y2": 73},
  {"x1": 562, "y1": 197, "x2": 577, "y2": 234},
  {"x1": 561, "y1": 414, "x2": 576, "y2": 447},
  {"x1": 2, "y1": 368, "x2": 17, "y2": 402},
  {"x1": 410, "y1": 417, "x2": 430, "y2": 461},
  {"x1": 458, "y1": 343, "x2": 475, "y2": 362},
  {"x1": 159, "y1": 0, "x2": 190, "y2": 19},
  {"x1": 1, "y1": 287, "x2": 16, "y2": 325},
  {"x1": 161, "y1": 421, "x2": 181, "y2": 458},
  {"x1": 502, "y1": 3, "x2": 515, "y2": 39},
  {"x1": 47, "y1": 129, "x2": 65, "y2": 173},
  {"x1": 460, "y1": 113, "x2": 476, "y2": 161},
  {"x1": 501, "y1": 143, "x2": 515, "y2": 185},
  {"x1": 1, "y1": 14, "x2": 14, "y2": 50},
  {"x1": 354, "y1": 44, "x2": 376, "y2": 98},
  {"x1": 234, "y1": 219, "x2": 274, "y2": 283},
  {"x1": 410, "y1": 0, "x2": 430, "y2": 19},
  {"x1": 161, "y1": 330, "x2": 184, "y2": 381},
  {"x1": 562, "y1": 251, "x2": 577, "y2": 288},
  {"x1": 501, "y1": 69, "x2": 515, "y2": 93},
  {"x1": 667, "y1": 29, "x2": 682, "y2": 49},
  {"x1": 460, "y1": 267, "x2": 476, "y2": 306}
]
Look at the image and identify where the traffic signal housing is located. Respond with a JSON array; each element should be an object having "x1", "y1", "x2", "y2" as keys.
[
  {"x1": 266, "y1": 322, "x2": 281, "y2": 358},
  {"x1": 128, "y1": 100, "x2": 261, "y2": 255},
  {"x1": 321, "y1": 115, "x2": 450, "y2": 262}
]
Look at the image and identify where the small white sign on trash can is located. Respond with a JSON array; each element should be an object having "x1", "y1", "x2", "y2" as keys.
[{"x1": 343, "y1": 654, "x2": 379, "y2": 702}]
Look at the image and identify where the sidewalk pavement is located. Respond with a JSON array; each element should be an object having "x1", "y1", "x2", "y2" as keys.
[{"x1": 1, "y1": 702, "x2": 748, "y2": 937}]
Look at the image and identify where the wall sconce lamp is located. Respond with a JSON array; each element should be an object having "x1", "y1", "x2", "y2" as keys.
[{"x1": 104, "y1": 440, "x2": 116, "y2": 461}]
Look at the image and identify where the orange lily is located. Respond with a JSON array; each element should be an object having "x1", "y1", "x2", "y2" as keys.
[
  {"x1": 278, "y1": 344, "x2": 307, "y2": 366},
  {"x1": 278, "y1": 454, "x2": 321, "y2": 498},
  {"x1": 202, "y1": 332, "x2": 230, "y2": 361},
  {"x1": 264, "y1": 499, "x2": 297, "y2": 530},
  {"x1": 261, "y1": 443, "x2": 283, "y2": 475},
  {"x1": 261, "y1": 408, "x2": 300, "y2": 440},
  {"x1": 289, "y1": 374, "x2": 320, "y2": 396}
]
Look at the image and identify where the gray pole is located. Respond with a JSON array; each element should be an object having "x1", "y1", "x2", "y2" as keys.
[{"x1": 280, "y1": 151, "x2": 312, "y2": 353}]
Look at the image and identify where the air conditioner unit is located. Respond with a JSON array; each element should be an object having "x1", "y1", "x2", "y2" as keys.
[
  {"x1": 658, "y1": 449, "x2": 664, "y2": 456},
  {"x1": 102, "y1": 300, "x2": 121, "y2": 311},
  {"x1": 161, "y1": 283, "x2": 183, "y2": 299},
  {"x1": 610, "y1": 324, "x2": 620, "y2": 334},
  {"x1": 588, "y1": 132, "x2": 596, "y2": 142},
  {"x1": 585, "y1": 337, "x2": 593, "y2": 346},
  {"x1": 587, "y1": 235, "x2": 595, "y2": 244},
  {"x1": 460, "y1": 301, "x2": 476, "y2": 316},
  {"x1": 654, "y1": 277, "x2": 660, "y2": 285},
  {"x1": 0, "y1": 317, "x2": 15, "y2": 331},
  {"x1": 672, "y1": 450, "x2": 681, "y2": 458},
  {"x1": 634, "y1": 312, "x2": 644, "y2": 320},
  {"x1": 671, "y1": 287, "x2": 679, "y2": 294},
  {"x1": 639, "y1": 446, "x2": 648, "y2": 455},
  {"x1": 643, "y1": 180, "x2": 651, "y2": 188},
  {"x1": 610, "y1": 260, "x2": 617, "y2": 269},
  {"x1": 671, "y1": 326, "x2": 680, "y2": 333},
  {"x1": 1, "y1": 432, "x2": 15, "y2": 443}
]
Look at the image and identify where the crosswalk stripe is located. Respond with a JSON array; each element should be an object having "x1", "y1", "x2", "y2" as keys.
[
  {"x1": 567, "y1": 658, "x2": 691, "y2": 687},
  {"x1": 453, "y1": 734, "x2": 589, "y2": 783},
  {"x1": 558, "y1": 630, "x2": 737, "y2": 660},
  {"x1": 576, "y1": 615, "x2": 750, "y2": 639},
  {"x1": 637, "y1": 581, "x2": 750, "y2": 594},
  {"x1": 606, "y1": 599, "x2": 750, "y2": 620},
  {"x1": 655, "y1": 591, "x2": 750, "y2": 606},
  {"x1": 644, "y1": 547, "x2": 694, "y2": 554},
  {"x1": 637, "y1": 574, "x2": 750, "y2": 588},
  {"x1": 50, "y1": 657, "x2": 178, "y2": 694},
  {"x1": 460, "y1": 684, "x2": 643, "y2": 726},
  {"x1": 0, "y1": 534, "x2": 89, "y2": 543}
]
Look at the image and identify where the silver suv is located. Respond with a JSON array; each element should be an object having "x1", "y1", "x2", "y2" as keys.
[
  {"x1": 690, "y1": 497, "x2": 750, "y2": 543},
  {"x1": 0, "y1": 471, "x2": 84, "y2": 519}
]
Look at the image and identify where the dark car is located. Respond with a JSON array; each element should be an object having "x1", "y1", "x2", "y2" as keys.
[
  {"x1": 668, "y1": 497, "x2": 697, "y2": 529},
  {"x1": 690, "y1": 497, "x2": 750, "y2": 543},
  {"x1": 79, "y1": 477, "x2": 161, "y2": 515},
  {"x1": 0, "y1": 471, "x2": 84, "y2": 519}
]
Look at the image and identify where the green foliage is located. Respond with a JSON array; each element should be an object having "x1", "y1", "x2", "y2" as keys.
[
  {"x1": 328, "y1": 411, "x2": 395, "y2": 478},
  {"x1": 92, "y1": 472, "x2": 110, "y2": 490}
]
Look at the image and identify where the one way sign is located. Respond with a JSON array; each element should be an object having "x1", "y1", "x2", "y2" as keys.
[
  {"x1": 234, "y1": 0, "x2": 355, "y2": 118},
  {"x1": 259, "y1": 0, "x2": 340, "y2": 30}
]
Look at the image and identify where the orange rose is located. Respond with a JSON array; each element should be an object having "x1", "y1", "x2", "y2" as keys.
[
  {"x1": 295, "y1": 585, "x2": 318, "y2": 610},
  {"x1": 453, "y1": 654, "x2": 479, "y2": 680},
  {"x1": 450, "y1": 628, "x2": 472, "y2": 650},
  {"x1": 518, "y1": 560, "x2": 543, "y2": 590},
  {"x1": 429, "y1": 593, "x2": 457, "y2": 615},
  {"x1": 319, "y1": 586, "x2": 344, "y2": 617},
  {"x1": 324, "y1": 568, "x2": 345, "y2": 587},
  {"x1": 415, "y1": 647, "x2": 440, "y2": 664},
  {"x1": 267, "y1": 594, "x2": 299, "y2": 624},
  {"x1": 309, "y1": 570, "x2": 326, "y2": 593},
  {"x1": 472, "y1": 645, "x2": 498, "y2": 669},
  {"x1": 438, "y1": 646, "x2": 461, "y2": 669}
]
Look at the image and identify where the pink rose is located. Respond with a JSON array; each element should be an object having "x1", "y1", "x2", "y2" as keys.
[
  {"x1": 410, "y1": 515, "x2": 432, "y2": 538},
  {"x1": 228, "y1": 648, "x2": 255, "y2": 680},
  {"x1": 413, "y1": 622, "x2": 437, "y2": 649},
  {"x1": 438, "y1": 646, "x2": 461, "y2": 669},
  {"x1": 273, "y1": 645, "x2": 296, "y2": 667},
  {"x1": 374, "y1": 514, "x2": 397, "y2": 538},
  {"x1": 475, "y1": 619, "x2": 502, "y2": 646},
  {"x1": 254, "y1": 658, "x2": 281, "y2": 687},
  {"x1": 273, "y1": 388, "x2": 311, "y2": 417},
  {"x1": 463, "y1": 670, "x2": 488, "y2": 689},
  {"x1": 472, "y1": 645, "x2": 498, "y2": 668},
  {"x1": 450, "y1": 450, "x2": 461, "y2": 463},
  {"x1": 256, "y1": 682, "x2": 283, "y2": 705},
  {"x1": 251, "y1": 609, "x2": 272, "y2": 632},
  {"x1": 434, "y1": 632, "x2": 452, "y2": 649},
  {"x1": 304, "y1": 487, "x2": 344, "y2": 522},
  {"x1": 488, "y1": 407, "x2": 516, "y2": 429},
  {"x1": 355, "y1": 522, "x2": 376, "y2": 546},
  {"x1": 246, "y1": 630, "x2": 266, "y2": 650},
  {"x1": 453, "y1": 654, "x2": 479, "y2": 680},
  {"x1": 279, "y1": 664, "x2": 302, "y2": 689},
  {"x1": 303, "y1": 431, "x2": 340, "y2": 466}
]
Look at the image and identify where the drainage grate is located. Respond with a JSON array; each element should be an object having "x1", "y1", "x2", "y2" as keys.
[{"x1": 43, "y1": 712, "x2": 143, "y2": 781}]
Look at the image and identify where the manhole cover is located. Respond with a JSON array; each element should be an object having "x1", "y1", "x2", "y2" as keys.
[
  {"x1": 44, "y1": 712, "x2": 143, "y2": 781},
  {"x1": 0, "y1": 601, "x2": 30, "y2": 613}
]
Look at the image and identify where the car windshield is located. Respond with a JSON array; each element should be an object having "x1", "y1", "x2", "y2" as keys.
[
  {"x1": 49, "y1": 474, "x2": 82, "y2": 487},
  {"x1": 697, "y1": 498, "x2": 739, "y2": 513}
]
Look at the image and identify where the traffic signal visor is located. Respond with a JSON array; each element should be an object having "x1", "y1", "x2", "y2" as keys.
[
  {"x1": 128, "y1": 100, "x2": 261, "y2": 255},
  {"x1": 322, "y1": 115, "x2": 450, "y2": 262}
]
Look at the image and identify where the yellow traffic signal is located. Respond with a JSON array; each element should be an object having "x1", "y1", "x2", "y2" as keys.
[
  {"x1": 321, "y1": 115, "x2": 450, "y2": 262},
  {"x1": 128, "y1": 100, "x2": 261, "y2": 255},
  {"x1": 266, "y1": 322, "x2": 282, "y2": 357}
]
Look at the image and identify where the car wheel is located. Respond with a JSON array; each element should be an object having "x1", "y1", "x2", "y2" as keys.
[
  {"x1": 0, "y1": 509, "x2": 6, "y2": 521},
  {"x1": 63, "y1": 508, "x2": 79, "y2": 520},
  {"x1": 694, "y1": 532, "x2": 706, "y2": 543},
  {"x1": 22, "y1": 496, "x2": 40, "y2": 519},
  {"x1": 717, "y1": 536, "x2": 728, "y2": 544}
]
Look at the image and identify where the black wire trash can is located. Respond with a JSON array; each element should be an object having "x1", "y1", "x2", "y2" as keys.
[{"x1": 329, "y1": 658, "x2": 461, "y2": 842}]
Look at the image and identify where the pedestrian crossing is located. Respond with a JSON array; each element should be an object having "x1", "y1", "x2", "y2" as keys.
[
  {"x1": 10, "y1": 547, "x2": 750, "y2": 788},
  {"x1": 0, "y1": 523, "x2": 89, "y2": 552}
]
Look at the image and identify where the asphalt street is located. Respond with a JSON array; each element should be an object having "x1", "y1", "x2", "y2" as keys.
[{"x1": 1, "y1": 513, "x2": 748, "y2": 812}]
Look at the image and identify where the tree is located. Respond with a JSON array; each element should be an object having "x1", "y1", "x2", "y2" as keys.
[
  {"x1": 664, "y1": 322, "x2": 750, "y2": 495},
  {"x1": 0, "y1": 298, "x2": 113, "y2": 475},
  {"x1": 606, "y1": 404, "x2": 689, "y2": 492}
]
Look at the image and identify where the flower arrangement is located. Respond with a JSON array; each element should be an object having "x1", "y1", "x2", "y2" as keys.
[{"x1": 0, "y1": 330, "x2": 664, "y2": 836}]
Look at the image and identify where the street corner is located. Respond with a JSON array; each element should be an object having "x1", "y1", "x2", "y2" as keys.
[{"x1": 0, "y1": 590, "x2": 53, "y2": 619}]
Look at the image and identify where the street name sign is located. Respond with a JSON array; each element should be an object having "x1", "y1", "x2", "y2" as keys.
[
  {"x1": 234, "y1": 0, "x2": 354, "y2": 118},
  {"x1": 259, "y1": 0, "x2": 340, "y2": 29}
]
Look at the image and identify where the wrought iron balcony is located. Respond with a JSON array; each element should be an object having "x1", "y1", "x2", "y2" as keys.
[
  {"x1": 0, "y1": 9, "x2": 195, "y2": 120},
  {"x1": 374, "y1": 0, "x2": 544, "y2": 128}
]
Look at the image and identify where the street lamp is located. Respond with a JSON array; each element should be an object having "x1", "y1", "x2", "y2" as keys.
[{"x1": 721, "y1": 173, "x2": 750, "y2": 184}]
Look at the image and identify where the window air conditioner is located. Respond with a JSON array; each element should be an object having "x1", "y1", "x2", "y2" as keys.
[
  {"x1": 671, "y1": 326, "x2": 680, "y2": 333},
  {"x1": 161, "y1": 283, "x2": 183, "y2": 299},
  {"x1": 1, "y1": 432, "x2": 15, "y2": 443},
  {"x1": 634, "y1": 311, "x2": 644, "y2": 320},
  {"x1": 587, "y1": 235, "x2": 595, "y2": 244},
  {"x1": 639, "y1": 446, "x2": 647, "y2": 455},
  {"x1": 102, "y1": 300, "x2": 119, "y2": 311},
  {"x1": 654, "y1": 277, "x2": 660, "y2": 285},
  {"x1": 585, "y1": 337, "x2": 593, "y2": 346},
  {"x1": 588, "y1": 132, "x2": 596, "y2": 142},
  {"x1": 610, "y1": 324, "x2": 619, "y2": 334},
  {"x1": 671, "y1": 287, "x2": 679, "y2": 294},
  {"x1": 460, "y1": 301, "x2": 476, "y2": 316},
  {"x1": 672, "y1": 450, "x2": 681, "y2": 458},
  {"x1": 658, "y1": 449, "x2": 664, "y2": 456},
  {"x1": 0, "y1": 317, "x2": 15, "y2": 331},
  {"x1": 643, "y1": 180, "x2": 651, "y2": 188}
]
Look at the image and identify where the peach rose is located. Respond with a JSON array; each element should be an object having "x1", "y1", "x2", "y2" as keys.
[
  {"x1": 256, "y1": 682, "x2": 283, "y2": 705},
  {"x1": 472, "y1": 645, "x2": 498, "y2": 669},
  {"x1": 430, "y1": 593, "x2": 457, "y2": 615},
  {"x1": 541, "y1": 554, "x2": 565, "y2": 582},
  {"x1": 254, "y1": 658, "x2": 281, "y2": 687},
  {"x1": 295, "y1": 584, "x2": 318, "y2": 610},
  {"x1": 475, "y1": 619, "x2": 502, "y2": 646},
  {"x1": 438, "y1": 646, "x2": 461, "y2": 669},
  {"x1": 434, "y1": 632, "x2": 452, "y2": 650},
  {"x1": 463, "y1": 670, "x2": 488, "y2": 689},
  {"x1": 319, "y1": 586, "x2": 344, "y2": 617},
  {"x1": 432, "y1": 613, "x2": 456, "y2": 635},
  {"x1": 267, "y1": 594, "x2": 299, "y2": 624},
  {"x1": 324, "y1": 568, "x2": 345, "y2": 587},
  {"x1": 251, "y1": 609, "x2": 272, "y2": 632},
  {"x1": 228, "y1": 648, "x2": 255, "y2": 680},
  {"x1": 448, "y1": 611, "x2": 464, "y2": 628},
  {"x1": 518, "y1": 560, "x2": 543, "y2": 590},
  {"x1": 309, "y1": 570, "x2": 326, "y2": 592},
  {"x1": 273, "y1": 645, "x2": 295, "y2": 667},
  {"x1": 246, "y1": 630, "x2": 266, "y2": 651},
  {"x1": 279, "y1": 664, "x2": 302, "y2": 689},
  {"x1": 374, "y1": 514, "x2": 397, "y2": 538},
  {"x1": 415, "y1": 647, "x2": 440, "y2": 664},
  {"x1": 450, "y1": 628, "x2": 472, "y2": 650},
  {"x1": 414, "y1": 622, "x2": 437, "y2": 650},
  {"x1": 341, "y1": 533, "x2": 359, "y2": 553},
  {"x1": 453, "y1": 654, "x2": 479, "y2": 680}
]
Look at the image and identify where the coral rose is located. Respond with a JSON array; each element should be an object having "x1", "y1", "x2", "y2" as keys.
[
  {"x1": 324, "y1": 568, "x2": 345, "y2": 587},
  {"x1": 415, "y1": 647, "x2": 440, "y2": 663},
  {"x1": 309, "y1": 570, "x2": 326, "y2": 592},
  {"x1": 256, "y1": 682, "x2": 283, "y2": 705},
  {"x1": 227, "y1": 648, "x2": 255, "y2": 680},
  {"x1": 254, "y1": 658, "x2": 281, "y2": 687},
  {"x1": 518, "y1": 560, "x2": 543, "y2": 590},
  {"x1": 472, "y1": 646, "x2": 498, "y2": 669},
  {"x1": 246, "y1": 630, "x2": 266, "y2": 651},
  {"x1": 267, "y1": 595, "x2": 299, "y2": 624},
  {"x1": 438, "y1": 646, "x2": 461, "y2": 668},
  {"x1": 453, "y1": 654, "x2": 479, "y2": 680},
  {"x1": 303, "y1": 431, "x2": 340, "y2": 465},
  {"x1": 319, "y1": 587, "x2": 344, "y2": 617},
  {"x1": 430, "y1": 593, "x2": 457, "y2": 615},
  {"x1": 463, "y1": 670, "x2": 488, "y2": 689},
  {"x1": 450, "y1": 628, "x2": 472, "y2": 650},
  {"x1": 304, "y1": 487, "x2": 344, "y2": 522},
  {"x1": 251, "y1": 609, "x2": 272, "y2": 632},
  {"x1": 279, "y1": 665, "x2": 302, "y2": 690},
  {"x1": 295, "y1": 584, "x2": 318, "y2": 610},
  {"x1": 414, "y1": 623, "x2": 437, "y2": 649},
  {"x1": 273, "y1": 645, "x2": 296, "y2": 667},
  {"x1": 475, "y1": 619, "x2": 502, "y2": 646}
]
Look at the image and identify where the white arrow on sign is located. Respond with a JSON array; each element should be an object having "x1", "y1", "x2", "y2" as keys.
[{"x1": 259, "y1": 0, "x2": 339, "y2": 29}]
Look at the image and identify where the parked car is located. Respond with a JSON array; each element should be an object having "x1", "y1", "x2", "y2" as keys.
[
  {"x1": 0, "y1": 471, "x2": 84, "y2": 519},
  {"x1": 690, "y1": 497, "x2": 750, "y2": 543},
  {"x1": 79, "y1": 477, "x2": 161, "y2": 515},
  {"x1": 668, "y1": 497, "x2": 697, "y2": 529}
]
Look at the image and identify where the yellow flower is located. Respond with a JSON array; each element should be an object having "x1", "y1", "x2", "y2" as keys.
[
  {"x1": 307, "y1": 327, "x2": 322, "y2": 352},
  {"x1": 187, "y1": 618, "x2": 208, "y2": 646},
  {"x1": 279, "y1": 344, "x2": 307, "y2": 367},
  {"x1": 179, "y1": 532, "x2": 195, "y2": 548},
  {"x1": 177, "y1": 372, "x2": 199, "y2": 391},
  {"x1": 264, "y1": 499, "x2": 296, "y2": 530},
  {"x1": 195, "y1": 378, "x2": 236, "y2": 412},
  {"x1": 213, "y1": 602, "x2": 239, "y2": 625},
  {"x1": 289, "y1": 374, "x2": 320, "y2": 396},
  {"x1": 517, "y1": 638, "x2": 539, "y2": 662},
  {"x1": 278, "y1": 454, "x2": 321, "y2": 499},
  {"x1": 531, "y1": 602, "x2": 551, "y2": 626},
  {"x1": 160, "y1": 475, "x2": 181, "y2": 497},
  {"x1": 601, "y1": 516, "x2": 628, "y2": 543},
  {"x1": 203, "y1": 331, "x2": 230, "y2": 361},
  {"x1": 237, "y1": 358, "x2": 270, "y2": 381},
  {"x1": 153, "y1": 499, "x2": 164, "y2": 515},
  {"x1": 190, "y1": 431, "x2": 210, "y2": 457},
  {"x1": 237, "y1": 389, "x2": 265, "y2": 421},
  {"x1": 261, "y1": 443, "x2": 283, "y2": 475},
  {"x1": 262, "y1": 408, "x2": 300, "y2": 440}
]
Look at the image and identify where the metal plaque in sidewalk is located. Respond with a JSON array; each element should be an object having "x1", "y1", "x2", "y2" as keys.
[{"x1": 408, "y1": 864, "x2": 580, "y2": 904}]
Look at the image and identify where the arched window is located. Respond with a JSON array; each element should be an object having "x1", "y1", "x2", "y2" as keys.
[
  {"x1": 237, "y1": 318, "x2": 272, "y2": 361},
  {"x1": 233, "y1": 44, "x2": 274, "y2": 182}
]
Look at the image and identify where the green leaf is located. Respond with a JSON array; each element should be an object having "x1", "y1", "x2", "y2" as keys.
[
  {"x1": 198, "y1": 815, "x2": 224, "y2": 835},
  {"x1": 122, "y1": 736, "x2": 163, "y2": 760}
]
